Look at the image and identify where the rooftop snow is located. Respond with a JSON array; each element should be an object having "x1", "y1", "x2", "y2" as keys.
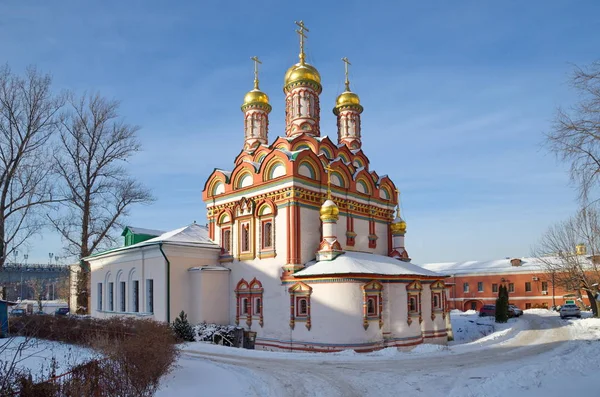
[
  {"x1": 86, "y1": 224, "x2": 219, "y2": 260},
  {"x1": 294, "y1": 251, "x2": 442, "y2": 277},
  {"x1": 418, "y1": 257, "x2": 571, "y2": 275},
  {"x1": 123, "y1": 226, "x2": 165, "y2": 236}
]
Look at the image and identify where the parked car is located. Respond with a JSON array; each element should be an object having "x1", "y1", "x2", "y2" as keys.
[
  {"x1": 54, "y1": 307, "x2": 70, "y2": 316},
  {"x1": 559, "y1": 304, "x2": 581, "y2": 319},
  {"x1": 508, "y1": 304, "x2": 523, "y2": 317},
  {"x1": 479, "y1": 304, "x2": 496, "y2": 317},
  {"x1": 10, "y1": 308, "x2": 25, "y2": 317}
]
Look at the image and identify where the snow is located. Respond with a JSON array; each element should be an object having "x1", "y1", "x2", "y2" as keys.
[
  {"x1": 144, "y1": 223, "x2": 216, "y2": 246},
  {"x1": 295, "y1": 251, "x2": 442, "y2": 277},
  {"x1": 158, "y1": 309, "x2": 600, "y2": 396},
  {"x1": 0, "y1": 337, "x2": 97, "y2": 380},
  {"x1": 420, "y1": 256, "x2": 557, "y2": 275},
  {"x1": 123, "y1": 226, "x2": 165, "y2": 236}
]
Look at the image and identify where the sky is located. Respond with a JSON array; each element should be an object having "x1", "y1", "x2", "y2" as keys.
[{"x1": 1, "y1": 0, "x2": 599, "y2": 265}]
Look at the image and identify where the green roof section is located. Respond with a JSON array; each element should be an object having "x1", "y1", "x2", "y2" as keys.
[{"x1": 121, "y1": 226, "x2": 165, "y2": 247}]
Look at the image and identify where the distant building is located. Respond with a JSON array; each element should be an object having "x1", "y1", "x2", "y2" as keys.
[{"x1": 420, "y1": 256, "x2": 592, "y2": 311}]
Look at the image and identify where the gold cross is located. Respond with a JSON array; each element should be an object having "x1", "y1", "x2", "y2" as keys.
[
  {"x1": 295, "y1": 20, "x2": 309, "y2": 64},
  {"x1": 250, "y1": 56, "x2": 262, "y2": 90},
  {"x1": 395, "y1": 188, "x2": 401, "y2": 217},
  {"x1": 324, "y1": 164, "x2": 333, "y2": 200},
  {"x1": 342, "y1": 57, "x2": 351, "y2": 91}
]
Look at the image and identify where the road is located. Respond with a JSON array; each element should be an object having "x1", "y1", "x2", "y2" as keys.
[{"x1": 170, "y1": 312, "x2": 575, "y2": 397}]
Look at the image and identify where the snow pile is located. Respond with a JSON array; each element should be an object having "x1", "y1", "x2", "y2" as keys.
[
  {"x1": 0, "y1": 337, "x2": 96, "y2": 380},
  {"x1": 193, "y1": 323, "x2": 240, "y2": 345}
]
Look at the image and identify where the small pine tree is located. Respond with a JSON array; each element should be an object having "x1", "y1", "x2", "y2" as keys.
[
  {"x1": 495, "y1": 285, "x2": 509, "y2": 323},
  {"x1": 172, "y1": 310, "x2": 195, "y2": 342}
]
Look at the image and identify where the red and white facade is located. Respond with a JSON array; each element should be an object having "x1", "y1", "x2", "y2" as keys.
[
  {"x1": 421, "y1": 257, "x2": 592, "y2": 311},
  {"x1": 200, "y1": 38, "x2": 450, "y2": 352}
]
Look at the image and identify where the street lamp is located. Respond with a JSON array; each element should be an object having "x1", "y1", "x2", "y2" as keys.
[{"x1": 48, "y1": 253, "x2": 53, "y2": 265}]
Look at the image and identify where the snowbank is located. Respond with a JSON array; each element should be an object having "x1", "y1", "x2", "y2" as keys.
[{"x1": 0, "y1": 337, "x2": 97, "y2": 380}]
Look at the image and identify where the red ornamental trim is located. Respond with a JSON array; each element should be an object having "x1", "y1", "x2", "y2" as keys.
[
  {"x1": 235, "y1": 278, "x2": 264, "y2": 329},
  {"x1": 361, "y1": 280, "x2": 383, "y2": 330},
  {"x1": 288, "y1": 282, "x2": 312, "y2": 331}
]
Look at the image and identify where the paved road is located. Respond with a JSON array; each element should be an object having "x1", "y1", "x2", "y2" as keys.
[{"x1": 181, "y1": 312, "x2": 572, "y2": 397}]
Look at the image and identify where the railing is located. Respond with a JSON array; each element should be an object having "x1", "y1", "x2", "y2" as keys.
[{"x1": 212, "y1": 330, "x2": 234, "y2": 346}]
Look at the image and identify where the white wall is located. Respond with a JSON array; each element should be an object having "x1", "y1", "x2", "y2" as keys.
[{"x1": 189, "y1": 268, "x2": 230, "y2": 324}]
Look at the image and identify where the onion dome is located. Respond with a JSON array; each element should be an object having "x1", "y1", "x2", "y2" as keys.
[
  {"x1": 319, "y1": 199, "x2": 339, "y2": 221},
  {"x1": 390, "y1": 214, "x2": 407, "y2": 235},
  {"x1": 333, "y1": 58, "x2": 363, "y2": 115},
  {"x1": 242, "y1": 88, "x2": 271, "y2": 110},
  {"x1": 284, "y1": 62, "x2": 322, "y2": 93},
  {"x1": 333, "y1": 90, "x2": 363, "y2": 115},
  {"x1": 242, "y1": 56, "x2": 272, "y2": 112}
]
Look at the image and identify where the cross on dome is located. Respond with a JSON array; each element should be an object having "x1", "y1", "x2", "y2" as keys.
[
  {"x1": 342, "y1": 57, "x2": 351, "y2": 91},
  {"x1": 251, "y1": 56, "x2": 262, "y2": 90},
  {"x1": 295, "y1": 20, "x2": 309, "y2": 64}
]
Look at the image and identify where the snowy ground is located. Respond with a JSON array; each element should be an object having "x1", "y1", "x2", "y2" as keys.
[
  {"x1": 0, "y1": 337, "x2": 96, "y2": 380},
  {"x1": 157, "y1": 309, "x2": 600, "y2": 396}
]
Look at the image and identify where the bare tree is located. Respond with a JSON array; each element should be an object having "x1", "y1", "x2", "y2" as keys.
[
  {"x1": 546, "y1": 61, "x2": 600, "y2": 203},
  {"x1": 533, "y1": 207, "x2": 600, "y2": 316},
  {"x1": 50, "y1": 93, "x2": 153, "y2": 313},
  {"x1": 0, "y1": 65, "x2": 64, "y2": 267}
]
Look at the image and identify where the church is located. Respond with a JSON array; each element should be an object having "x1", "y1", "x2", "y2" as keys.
[{"x1": 86, "y1": 22, "x2": 450, "y2": 352}]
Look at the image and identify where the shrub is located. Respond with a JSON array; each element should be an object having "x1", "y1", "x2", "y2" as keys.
[
  {"x1": 194, "y1": 323, "x2": 240, "y2": 346},
  {"x1": 6, "y1": 315, "x2": 179, "y2": 396},
  {"x1": 172, "y1": 311, "x2": 195, "y2": 342}
]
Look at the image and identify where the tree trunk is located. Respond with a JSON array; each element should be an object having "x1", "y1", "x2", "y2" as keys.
[{"x1": 585, "y1": 289, "x2": 599, "y2": 317}]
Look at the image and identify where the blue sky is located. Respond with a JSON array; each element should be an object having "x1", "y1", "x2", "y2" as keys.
[{"x1": 1, "y1": 1, "x2": 599, "y2": 264}]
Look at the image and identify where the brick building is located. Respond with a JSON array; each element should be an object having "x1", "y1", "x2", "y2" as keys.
[{"x1": 420, "y1": 256, "x2": 590, "y2": 311}]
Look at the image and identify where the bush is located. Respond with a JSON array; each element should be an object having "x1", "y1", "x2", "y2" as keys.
[
  {"x1": 172, "y1": 311, "x2": 195, "y2": 342},
  {"x1": 194, "y1": 323, "x2": 240, "y2": 346},
  {"x1": 6, "y1": 315, "x2": 179, "y2": 396}
]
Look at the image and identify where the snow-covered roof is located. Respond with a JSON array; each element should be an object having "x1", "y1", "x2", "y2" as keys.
[
  {"x1": 86, "y1": 224, "x2": 219, "y2": 260},
  {"x1": 419, "y1": 257, "x2": 555, "y2": 275},
  {"x1": 123, "y1": 226, "x2": 165, "y2": 236},
  {"x1": 142, "y1": 224, "x2": 217, "y2": 246},
  {"x1": 294, "y1": 251, "x2": 442, "y2": 277}
]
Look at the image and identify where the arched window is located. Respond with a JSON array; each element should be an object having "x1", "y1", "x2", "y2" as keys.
[
  {"x1": 298, "y1": 298, "x2": 308, "y2": 316},
  {"x1": 367, "y1": 298, "x2": 376, "y2": 315},
  {"x1": 262, "y1": 221, "x2": 273, "y2": 248},
  {"x1": 241, "y1": 223, "x2": 250, "y2": 252},
  {"x1": 222, "y1": 229, "x2": 231, "y2": 253},
  {"x1": 255, "y1": 298, "x2": 262, "y2": 315},
  {"x1": 361, "y1": 281, "x2": 383, "y2": 329},
  {"x1": 289, "y1": 282, "x2": 313, "y2": 330}
]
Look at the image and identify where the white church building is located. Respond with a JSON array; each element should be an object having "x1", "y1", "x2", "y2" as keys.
[{"x1": 87, "y1": 23, "x2": 451, "y2": 352}]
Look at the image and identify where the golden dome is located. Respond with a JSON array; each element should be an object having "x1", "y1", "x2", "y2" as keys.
[
  {"x1": 242, "y1": 89, "x2": 270, "y2": 108},
  {"x1": 284, "y1": 62, "x2": 321, "y2": 91},
  {"x1": 320, "y1": 199, "x2": 339, "y2": 221},
  {"x1": 336, "y1": 91, "x2": 360, "y2": 107},
  {"x1": 390, "y1": 216, "x2": 407, "y2": 235}
]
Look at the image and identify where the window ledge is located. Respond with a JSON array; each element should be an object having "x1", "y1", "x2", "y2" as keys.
[{"x1": 97, "y1": 310, "x2": 154, "y2": 317}]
